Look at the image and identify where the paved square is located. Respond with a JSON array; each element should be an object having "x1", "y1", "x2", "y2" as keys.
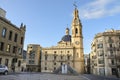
[{"x1": 0, "y1": 73, "x2": 87, "y2": 80}]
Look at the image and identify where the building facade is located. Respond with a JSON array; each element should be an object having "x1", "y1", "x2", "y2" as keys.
[
  {"x1": 26, "y1": 44, "x2": 41, "y2": 72},
  {"x1": 90, "y1": 29, "x2": 120, "y2": 77},
  {"x1": 41, "y1": 7, "x2": 84, "y2": 74},
  {"x1": 0, "y1": 8, "x2": 26, "y2": 72},
  {"x1": 26, "y1": 7, "x2": 85, "y2": 74},
  {"x1": 84, "y1": 54, "x2": 90, "y2": 74}
]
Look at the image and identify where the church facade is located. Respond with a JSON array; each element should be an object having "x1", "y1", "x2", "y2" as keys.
[
  {"x1": 41, "y1": 7, "x2": 84, "y2": 73},
  {"x1": 26, "y1": 7, "x2": 85, "y2": 74}
]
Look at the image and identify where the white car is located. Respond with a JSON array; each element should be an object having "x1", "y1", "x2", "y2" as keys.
[{"x1": 0, "y1": 65, "x2": 8, "y2": 75}]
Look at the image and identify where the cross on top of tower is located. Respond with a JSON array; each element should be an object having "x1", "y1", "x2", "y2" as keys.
[{"x1": 73, "y1": 1, "x2": 77, "y2": 8}]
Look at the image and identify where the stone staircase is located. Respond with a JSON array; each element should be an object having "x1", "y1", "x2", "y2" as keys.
[{"x1": 53, "y1": 64, "x2": 78, "y2": 75}]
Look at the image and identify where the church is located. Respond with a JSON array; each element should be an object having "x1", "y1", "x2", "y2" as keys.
[{"x1": 26, "y1": 7, "x2": 85, "y2": 74}]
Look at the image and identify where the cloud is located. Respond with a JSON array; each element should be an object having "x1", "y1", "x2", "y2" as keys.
[{"x1": 79, "y1": 0, "x2": 120, "y2": 19}]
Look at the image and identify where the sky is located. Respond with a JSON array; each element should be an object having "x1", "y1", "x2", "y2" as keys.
[{"x1": 0, "y1": 0, "x2": 120, "y2": 54}]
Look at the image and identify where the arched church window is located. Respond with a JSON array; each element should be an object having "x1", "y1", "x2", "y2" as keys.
[{"x1": 75, "y1": 28, "x2": 78, "y2": 34}]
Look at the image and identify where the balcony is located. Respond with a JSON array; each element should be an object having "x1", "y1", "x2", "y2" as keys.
[
  {"x1": 117, "y1": 62, "x2": 120, "y2": 66},
  {"x1": 107, "y1": 55, "x2": 115, "y2": 59},
  {"x1": 109, "y1": 63, "x2": 116, "y2": 68},
  {"x1": 116, "y1": 54, "x2": 120, "y2": 59},
  {"x1": 98, "y1": 64, "x2": 104, "y2": 67},
  {"x1": 98, "y1": 56, "x2": 104, "y2": 59}
]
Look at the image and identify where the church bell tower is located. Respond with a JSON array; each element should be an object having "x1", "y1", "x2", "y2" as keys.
[{"x1": 71, "y1": 6, "x2": 84, "y2": 74}]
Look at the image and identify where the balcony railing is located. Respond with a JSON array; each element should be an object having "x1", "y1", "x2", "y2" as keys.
[
  {"x1": 116, "y1": 54, "x2": 120, "y2": 59},
  {"x1": 98, "y1": 56, "x2": 104, "y2": 58},
  {"x1": 108, "y1": 63, "x2": 116, "y2": 67},
  {"x1": 117, "y1": 62, "x2": 120, "y2": 66},
  {"x1": 107, "y1": 47, "x2": 120, "y2": 51},
  {"x1": 98, "y1": 64, "x2": 104, "y2": 67},
  {"x1": 107, "y1": 55, "x2": 115, "y2": 59}
]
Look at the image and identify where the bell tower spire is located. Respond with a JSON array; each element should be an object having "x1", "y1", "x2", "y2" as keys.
[{"x1": 71, "y1": 3, "x2": 84, "y2": 74}]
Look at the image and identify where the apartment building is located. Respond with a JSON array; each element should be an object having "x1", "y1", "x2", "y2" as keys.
[
  {"x1": 90, "y1": 29, "x2": 120, "y2": 77},
  {"x1": 26, "y1": 44, "x2": 41, "y2": 72},
  {"x1": 0, "y1": 8, "x2": 26, "y2": 72}
]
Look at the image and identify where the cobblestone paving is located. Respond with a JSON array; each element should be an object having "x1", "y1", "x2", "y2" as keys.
[{"x1": 0, "y1": 73, "x2": 87, "y2": 80}]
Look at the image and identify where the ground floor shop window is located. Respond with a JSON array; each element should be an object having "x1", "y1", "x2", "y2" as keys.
[{"x1": 112, "y1": 68, "x2": 117, "y2": 75}]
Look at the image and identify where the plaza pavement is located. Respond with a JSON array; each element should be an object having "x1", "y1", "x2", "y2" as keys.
[{"x1": 0, "y1": 72, "x2": 119, "y2": 80}]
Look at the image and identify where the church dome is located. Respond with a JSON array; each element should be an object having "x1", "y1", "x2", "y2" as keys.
[{"x1": 61, "y1": 35, "x2": 71, "y2": 42}]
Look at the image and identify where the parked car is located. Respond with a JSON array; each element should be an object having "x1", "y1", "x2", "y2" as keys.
[{"x1": 0, "y1": 65, "x2": 8, "y2": 75}]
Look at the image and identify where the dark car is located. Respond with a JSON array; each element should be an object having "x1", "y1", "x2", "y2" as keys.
[{"x1": 0, "y1": 65, "x2": 8, "y2": 75}]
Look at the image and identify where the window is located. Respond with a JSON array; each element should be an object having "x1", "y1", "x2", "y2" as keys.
[
  {"x1": 13, "y1": 46, "x2": 17, "y2": 53},
  {"x1": 67, "y1": 51, "x2": 69, "y2": 53},
  {"x1": 45, "y1": 62, "x2": 47, "y2": 65},
  {"x1": 18, "y1": 48, "x2": 22, "y2": 55},
  {"x1": 0, "y1": 58, "x2": 2, "y2": 64},
  {"x1": 67, "y1": 55, "x2": 70, "y2": 60},
  {"x1": 99, "y1": 68, "x2": 105, "y2": 76},
  {"x1": 98, "y1": 59, "x2": 104, "y2": 64},
  {"x1": 112, "y1": 68, "x2": 117, "y2": 75},
  {"x1": 61, "y1": 62, "x2": 63, "y2": 65},
  {"x1": 109, "y1": 44, "x2": 112, "y2": 48},
  {"x1": 99, "y1": 50, "x2": 104, "y2": 56},
  {"x1": 18, "y1": 60, "x2": 21, "y2": 67},
  {"x1": 75, "y1": 28, "x2": 78, "y2": 34},
  {"x1": 54, "y1": 67, "x2": 56, "y2": 70},
  {"x1": 97, "y1": 43, "x2": 103, "y2": 48},
  {"x1": 111, "y1": 59, "x2": 115, "y2": 65},
  {"x1": 68, "y1": 62, "x2": 70, "y2": 65},
  {"x1": 119, "y1": 36, "x2": 120, "y2": 40},
  {"x1": 9, "y1": 31, "x2": 12, "y2": 40},
  {"x1": 45, "y1": 54, "x2": 48, "y2": 60},
  {"x1": 2, "y1": 28, "x2": 7, "y2": 38},
  {"x1": 20, "y1": 37, "x2": 23, "y2": 44},
  {"x1": 54, "y1": 54, "x2": 57, "y2": 60},
  {"x1": 29, "y1": 60, "x2": 34, "y2": 64},
  {"x1": 29, "y1": 51, "x2": 35, "y2": 59},
  {"x1": 6, "y1": 44, "x2": 11, "y2": 52},
  {"x1": 5, "y1": 59, "x2": 9, "y2": 66},
  {"x1": 119, "y1": 59, "x2": 120, "y2": 62},
  {"x1": 0, "y1": 42, "x2": 4, "y2": 51},
  {"x1": 108, "y1": 37, "x2": 113, "y2": 43},
  {"x1": 119, "y1": 43, "x2": 120, "y2": 48},
  {"x1": 45, "y1": 51, "x2": 47, "y2": 54},
  {"x1": 14, "y1": 33, "x2": 18, "y2": 42},
  {"x1": 110, "y1": 50, "x2": 113, "y2": 55},
  {"x1": 45, "y1": 67, "x2": 47, "y2": 70},
  {"x1": 54, "y1": 51, "x2": 56, "y2": 53},
  {"x1": 54, "y1": 62, "x2": 56, "y2": 65}
]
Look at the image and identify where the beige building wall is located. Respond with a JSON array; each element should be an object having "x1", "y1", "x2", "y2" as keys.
[
  {"x1": 0, "y1": 8, "x2": 26, "y2": 72},
  {"x1": 41, "y1": 42, "x2": 74, "y2": 72},
  {"x1": 90, "y1": 29, "x2": 120, "y2": 77},
  {"x1": 40, "y1": 8, "x2": 85, "y2": 74},
  {"x1": 26, "y1": 7, "x2": 85, "y2": 74},
  {"x1": 26, "y1": 44, "x2": 41, "y2": 72}
]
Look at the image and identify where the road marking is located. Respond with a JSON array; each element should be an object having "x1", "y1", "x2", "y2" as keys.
[{"x1": 82, "y1": 76, "x2": 91, "y2": 80}]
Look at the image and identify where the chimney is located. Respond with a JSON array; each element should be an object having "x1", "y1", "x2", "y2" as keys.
[{"x1": 0, "y1": 8, "x2": 6, "y2": 18}]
